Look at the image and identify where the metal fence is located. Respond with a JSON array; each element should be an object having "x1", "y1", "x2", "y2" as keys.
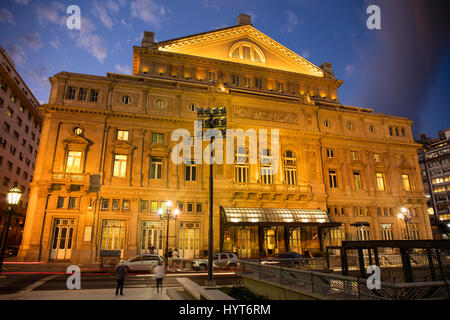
[
  {"x1": 236, "y1": 260, "x2": 450, "y2": 300},
  {"x1": 244, "y1": 257, "x2": 326, "y2": 271}
]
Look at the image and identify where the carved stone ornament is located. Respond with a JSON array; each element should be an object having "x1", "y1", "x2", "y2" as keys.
[{"x1": 233, "y1": 106, "x2": 299, "y2": 124}]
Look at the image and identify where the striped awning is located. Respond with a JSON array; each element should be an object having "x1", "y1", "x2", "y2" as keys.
[{"x1": 220, "y1": 207, "x2": 332, "y2": 225}]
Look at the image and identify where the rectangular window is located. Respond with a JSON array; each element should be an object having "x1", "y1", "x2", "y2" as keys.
[
  {"x1": 3, "y1": 176, "x2": 10, "y2": 186},
  {"x1": 122, "y1": 200, "x2": 130, "y2": 211},
  {"x1": 389, "y1": 127, "x2": 393, "y2": 136},
  {"x1": 78, "y1": 88, "x2": 88, "y2": 101},
  {"x1": 244, "y1": 77, "x2": 251, "y2": 88},
  {"x1": 112, "y1": 199, "x2": 120, "y2": 210},
  {"x1": 102, "y1": 199, "x2": 110, "y2": 211},
  {"x1": 350, "y1": 151, "x2": 358, "y2": 160},
  {"x1": 353, "y1": 171, "x2": 362, "y2": 190},
  {"x1": 395, "y1": 128, "x2": 399, "y2": 136},
  {"x1": 402, "y1": 174, "x2": 411, "y2": 191},
  {"x1": 178, "y1": 202, "x2": 184, "y2": 213},
  {"x1": 373, "y1": 153, "x2": 381, "y2": 162},
  {"x1": 140, "y1": 200, "x2": 148, "y2": 212},
  {"x1": 113, "y1": 154, "x2": 127, "y2": 177},
  {"x1": 232, "y1": 74, "x2": 240, "y2": 86},
  {"x1": 376, "y1": 172, "x2": 385, "y2": 191},
  {"x1": 152, "y1": 133, "x2": 164, "y2": 144},
  {"x1": 255, "y1": 78, "x2": 263, "y2": 90},
  {"x1": 6, "y1": 107, "x2": 13, "y2": 117},
  {"x1": 187, "y1": 202, "x2": 194, "y2": 213},
  {"x1": 341, "y1": 207, "x2": 345, "y2": 216},
  {"x1": 89, "y1": 90, "x2": 99, "y2": 102},
  {"x1": 3, "y1": 121, "x2": 10, "y2": 133},
  {"x1": 327, "y1": 149, "x2": 334, "y2": 158},
  {"x1": 401, "y1": 128, "x2": 405, "y2": 137},
  {"x1": 66, "y1": 151, "x2": 82, "y2": 173},
  {"x1": 68, "y1": 197, "x2": 76, "y2": 209},
  {"x1": 278, "y1": 82, "x2": 284, "y2": 93},
  {"x1": 117, "y1": 130, "x2": 129, "y2": 141},
  {"x1": 150, "y1": 201, "x2": 158, "y2": 213},
  {"x1": 185, "y1": 163, "x2": 197, "y2": 181},
  {"x1": 381, "y1": 224, "x2": 394, "y2": 240},
  {"x1": 66, "y1": 87, "x2": 76, "y2": 100},
  {"x1": 329, "y1": 170, "x2": 338, "y2": 188},
  {"x1": 196, "y1": 203, "x2": 202, "y2": 213},
  {"x1": 57, "y1": 196, "x2": 65, "y2": 209},
  {"x1": 150, "y1": 158, "x2": 163, "y2": 180}
]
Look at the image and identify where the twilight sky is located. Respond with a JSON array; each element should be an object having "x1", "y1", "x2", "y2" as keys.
[{"x1": 0, "y1": 0, "x2": 448, "y2": 138}]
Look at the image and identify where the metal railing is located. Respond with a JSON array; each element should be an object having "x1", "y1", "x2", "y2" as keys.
[
  {"x1": 245, "y1": 257, "x2": 326, "y2": 270},
  {"x1": 236, "y1": 261, "x2": 450, "y2": 300}
]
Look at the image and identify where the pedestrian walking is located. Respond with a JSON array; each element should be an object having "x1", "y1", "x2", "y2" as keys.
[
  {"x1": 115, "y1": 264, "x2": 127, "y2": 296},
  {"x1": 168, "y1": 248, "x2": 173, "y2": 267},
  {"x1": 153, "y1": 260, "x2": 166, "y2": 294},
  {"x1": 172, "y1": 248, "x2": 179, "y2": 268}
]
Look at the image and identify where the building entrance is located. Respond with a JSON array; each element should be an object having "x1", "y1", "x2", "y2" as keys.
[
  {"x1": 50, "y1": 218, "x2": 75, "y2": 260},
  {"x1": 140, "y1": 221, "x2": 164, "y2": 256},
  {"x1": 289, "y1": 228, "x2": 301, "y2": 253},
  {"x1": 236, "y1": 227, "x2": 251, "y2": 258},
  {"x1": 179, "y1": 222, "x2": 200, "y2": 259},
  {"x1": 265, "y1": 228, "x2": 278, "y2": 256}
]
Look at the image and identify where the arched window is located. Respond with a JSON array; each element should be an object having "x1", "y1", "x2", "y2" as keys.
[
  {"x1": 228, "y1": 41, "x2": 266, "y2": 63},
  {"x1": 235, "y1": 146, "x2": 249, "y2": 183},
  {"x1": 260, "y1": 148, "x2": 273, "y2": 184},
  {"x1": 283, "y1": 150, "x2": 297, "y2": 185}
]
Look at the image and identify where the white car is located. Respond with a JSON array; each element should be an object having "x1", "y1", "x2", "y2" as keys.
[
  {"x1": 191, "y1": 253, "x2": 239, "y2": 270},
  {"x1": 119, "y1": 254, "x2": 164, "y2": 273}
]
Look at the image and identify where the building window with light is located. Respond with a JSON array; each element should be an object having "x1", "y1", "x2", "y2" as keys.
[
  {"x1": 117, "y1": 130, "x2": 129, "y2": 141},
  {"x1": 327, "y1": 149, "x2": 334, "y2": 158},
  {"x1": 350, "y1": 151, "x2": 358, "y2": 160},
  {"x1": 152, "y1": 133, "x2": 164, "y2": 144},
  {"x1": 353, "y1": 171, "x2": 362, "y2": 190},
  {"x1": 235, "y1": 146, "x2": 249, "y2": 183},
  {"x1": 329, "y1": 169, "x2": 338, "y2": 189},
  {"x1": 356, "y1": 226, "x2": 370, "y2": 241},
  {"x1": 381, "y1": 224, "x2": 394, "y2": 240},
  {"x1": 113, "y1": 154, "x2": 127, "y2": 177},
  {"x1": 373, "y1": 153, "x2": 381, "y2": 162},
  {"x1": 402, "y1": 174, "x2": 411, "y2": 191},
  {"x1": 283, "y1": 150, "x2": 297, "y2": 185},
  {"x1": 150, "y1": 157, "x2": 163, "y2": 180},
  {"x1": 376, "y1": 172, "x2": 385, "y2": 191},
  {"x1": 66, "y1": 151, "x2": 82, "y2": 173},
  {"x1": 260, "y1": 149, "x2": 274, "y2": 184}
]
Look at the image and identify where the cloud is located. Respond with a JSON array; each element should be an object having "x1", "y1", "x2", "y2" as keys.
[
  {"x1": 25, "y1": 65, "x2": 51, "y2": 88},
  {"x1": 71, "y1": 17, "x2": 108, "y2": 63},
  {"x1": 0, "y1": 8, "x2": 15, "y2": 25},
  {"x1": 121, "y1": 18, "x2": 133, "y2": 29},
  {"x1": 281, "y1": 10, "x2": 298, "y2": 33},
  {"x1": 301, "y1": 50, "x2": 310, "y2": 59},
  {"x1": 35, "y1": 1, "x2": 66, "y2": 26},
  {"x1": 13, "y1": 0, "x2": 29, "y2": 5},
  {"x1": 130, "y1": 0, "x2": 168, "y2": 29},
  {"x1": 50, "y1": 38, "x2": 61, "y2": 50},
  {"x1": 344, "y1": 64, "x2": 355, "y2": 78},
  {"x1": 5, "y1": 44, "x2": 26, "y2": 66},
  {"x1": 19, "y1": 32, "x2": 43, "y2": 51},
  {"x1": 114, "y1": 64, "x2": 132, "y2": 74},
  {"x1": 204, "y1": 0, "x2": 221, "y2": 11}
]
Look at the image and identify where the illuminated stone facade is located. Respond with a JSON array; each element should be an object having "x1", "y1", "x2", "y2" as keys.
[{"x1": 18, "y1": 15, "x2": 432, "y2": 263}]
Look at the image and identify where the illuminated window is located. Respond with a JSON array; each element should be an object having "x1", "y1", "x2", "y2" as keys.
[
  {"x1": 356, "y1": 226, "x2": 370, "y2": 241},
  {"x1": 152, "y1": 133, "x2": 164, "y2": 144},
  {"x1": 235, "y1": 146, "x2": 249, "y2": 183},
  {"x1": 353, "y1": 171, "x2": 362, "y2": 190},
  {"x1": 113, "y1": 154, "x2": 127, "y2": 177},
  {"x1": 260, "y1": 149, "x2": 274, "y2": 184},
  {"x1": 122, "y1": 200, "x2": 130, "y2": 211},
  {"x1": 283, "y1": 150, "x2": 297, "y2": 185},
  {"x1": 373, "y1": 153, "x2": 381, "y2": 162},
  {"x1": 402, "y1": 174, "x2": 411, "y2": 191},
  {"x1": 381, "y1": 224, "x2": 394, "y2": 240},
  {"x1": 66, "y1": 151, "x2": 82, "y2": 173},
  {"x1": 376, "y1": 172, "x2": 385, "y2": 191},
  {"x1": 255, "y1": 78, "x2": 263, "y2": 90},
  {"x1": 228, "y1": 42, "x2": 266, "y2": 63},
  {"x1": 150, "y1": 201, "x2": 158, "y2": 213},
  {"x1": 117, "y1": 130, "x2": 129, "y2": 141},
  {"x1": 350, "y1": 151, "x2": 358, "y2": 160},
  {"x1": 150, "y1": 158, "x2": 163, "y2": 180}
]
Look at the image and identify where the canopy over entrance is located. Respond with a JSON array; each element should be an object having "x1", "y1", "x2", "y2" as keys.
[{"x1": 220, "y1": 207, "x2": 339, "y2": 227}]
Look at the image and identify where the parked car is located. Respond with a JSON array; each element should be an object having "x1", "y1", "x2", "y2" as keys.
[
  {"x1": 118, "y1": 254, "x2": 164, "y2": 273},
  {"x1": 191, "y1": 252, "x2": 239, "y2": 271}
]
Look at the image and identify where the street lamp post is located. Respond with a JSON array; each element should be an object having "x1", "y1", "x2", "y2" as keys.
[
  {"x1": 197, "y1": 106, "x2": 226, "y2": 287},
  {"x1": 398, "y1": 207, "x2": 411, "y2": 240},
  {"x1": 158, "y1": 200, "x2": 179, "y2": 264},
  {"x1": 0, "y1": 187, "x2": 22, "y2": 274}
]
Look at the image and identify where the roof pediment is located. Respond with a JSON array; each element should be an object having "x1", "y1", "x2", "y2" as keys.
[{"x1": 157, "y1": 25, "x2": 325, "y2": 77}]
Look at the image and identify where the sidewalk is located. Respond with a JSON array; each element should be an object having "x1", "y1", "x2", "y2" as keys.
[{"x1": 0, "y1": 287, "x2": 171, "y2": 300}]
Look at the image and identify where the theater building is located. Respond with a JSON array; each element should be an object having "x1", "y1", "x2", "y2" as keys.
[{"x1": 18, "y1": 14, "x2": 432, "y2": 263}]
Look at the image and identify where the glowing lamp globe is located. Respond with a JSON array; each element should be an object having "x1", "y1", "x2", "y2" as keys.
[{"x1": 7, "y1": 187, "x2": 22, "y2": 205}]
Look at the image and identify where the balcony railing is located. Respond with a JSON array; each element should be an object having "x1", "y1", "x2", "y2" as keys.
[
  {"x1": 51, "y1": 172, "x2": 89, "y2": 184},
  {"x1": 232, "y1": 182, "x2": 310, "y2": 194}
]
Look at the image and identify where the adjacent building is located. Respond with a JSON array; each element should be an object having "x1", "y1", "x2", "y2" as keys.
[
  {"x1": 418, "y1": 128, "x2": 450, "y2": 239},
  {"x1": 0, "y1": 45, "x2": 42, "y2": 247},
  {"x1": 18, "y1": 15, "x2": 432, "y2": 264}
]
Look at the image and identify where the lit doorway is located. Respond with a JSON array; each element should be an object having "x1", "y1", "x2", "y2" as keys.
[
  {"x1": 236, "y1": 227, "x2": 251, "y2": 258},
  {"x1": 140, "y1": 221, "x2": 164, "y2": 256},
  {"x1": 50, "y1": 218, "x2": 75, "y2": 260},
  {"x1": 179, "y1": 222, "x2": 200, "y2": 259},
  {"x1": 265, "y1": 228, "x2": 278, "y2": 256},
  {"x1": 290, "y1": 228, "x2": 301, "y2": 253}
]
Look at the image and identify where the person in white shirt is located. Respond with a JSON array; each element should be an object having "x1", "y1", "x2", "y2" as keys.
[
  {"x1": 153, "y1": 260, "x2": 166, "y2": 294},
  {"x1": 172, "y1": 249, "x2": 179, "y2": 268}
]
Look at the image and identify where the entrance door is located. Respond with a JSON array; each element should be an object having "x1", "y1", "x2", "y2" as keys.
[
  {"x1": 179, "y1": 222, "x2": 200, "y2": 259},
  {"x1": 50, "y1": 219, "x2": 75, "y2": 260},
  {"x1": 140, "y1": 221, "x2": 164, "y2": 256},
  {"x1": 236, "y1": 227, "x2": 251, "y2": 258},
  {"x1": 265, "y1": 228, "x2": 278, "y2": 256},
  {"x1": 290, "y1": 228, "x2": 301, "y2": 253}
]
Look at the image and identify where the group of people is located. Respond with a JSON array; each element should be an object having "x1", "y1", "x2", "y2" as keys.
[{"x1": 114, "y1": 248, "x2": 181, "y2": 296}]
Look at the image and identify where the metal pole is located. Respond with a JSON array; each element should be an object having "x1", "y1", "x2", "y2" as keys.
[
  {"x1": 405, "y1": 218, "x2": 410, "y2": 240},
  {"x1": 0, "y1": 206, "x2": 14, "y2": 274},
  {"x1": 208, "y1": 135, "x2": 214, "y2": 285},
  {"x1": 165, "y1": 213, "x2": 169, "y2": 263}
]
